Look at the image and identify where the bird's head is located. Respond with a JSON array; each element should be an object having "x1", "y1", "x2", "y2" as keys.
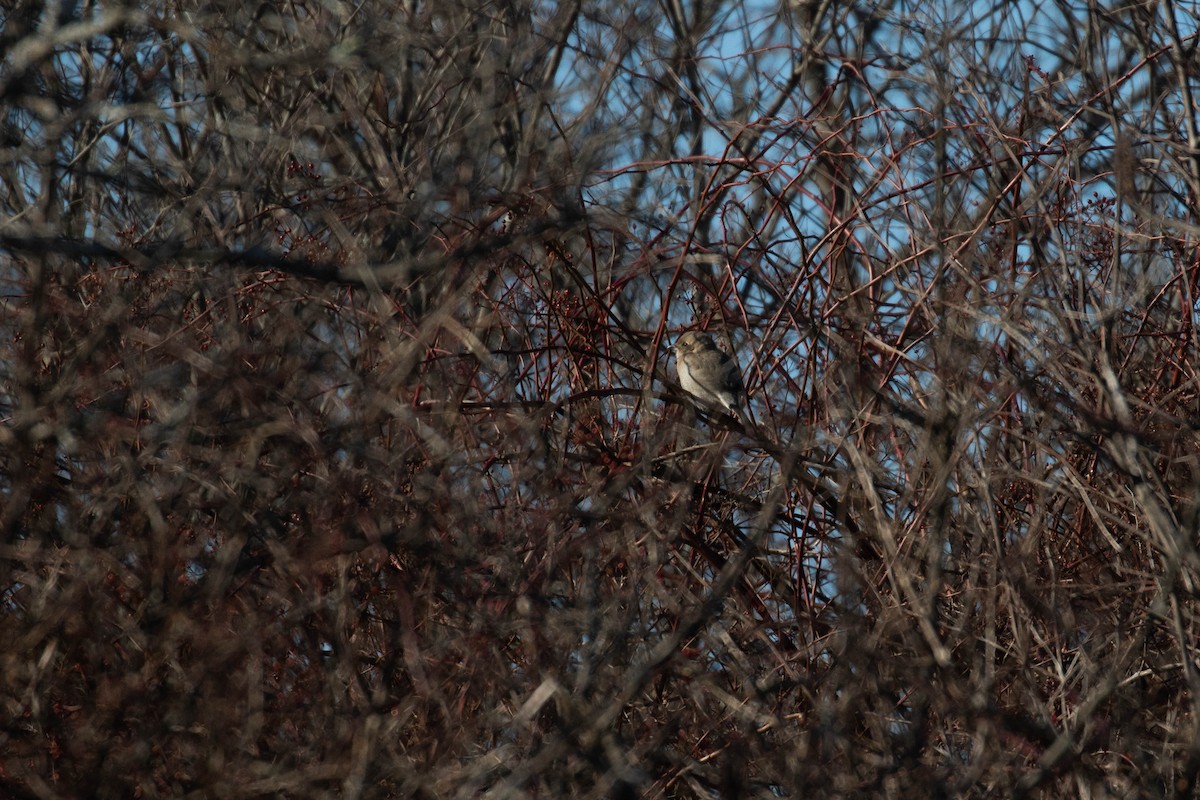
[{"x1": 672, "y1": 331, "x2": 716, "y2": 355}]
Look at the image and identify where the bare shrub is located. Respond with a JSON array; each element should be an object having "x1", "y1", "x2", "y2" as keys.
[{"x1": 3, "y1": 1, "x2": 1200, "y2": 797}]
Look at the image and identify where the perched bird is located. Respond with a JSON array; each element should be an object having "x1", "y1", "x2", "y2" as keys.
[{"x1": 671, "y1": 331, "x2": 744, "y2": 418}]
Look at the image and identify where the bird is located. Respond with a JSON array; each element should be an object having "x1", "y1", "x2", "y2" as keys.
[{"x1": 671, "y1": 331, "x2": 744, "y2": 418}]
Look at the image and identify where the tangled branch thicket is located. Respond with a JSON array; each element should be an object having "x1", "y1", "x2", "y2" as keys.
[{"x1": 3, "y1": 0, "x2": 1200, "y2": 797}]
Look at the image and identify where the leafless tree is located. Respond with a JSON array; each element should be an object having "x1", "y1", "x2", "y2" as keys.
[{"x1": 3, "y1": 0, "x2": 1200, "y2": 797}]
